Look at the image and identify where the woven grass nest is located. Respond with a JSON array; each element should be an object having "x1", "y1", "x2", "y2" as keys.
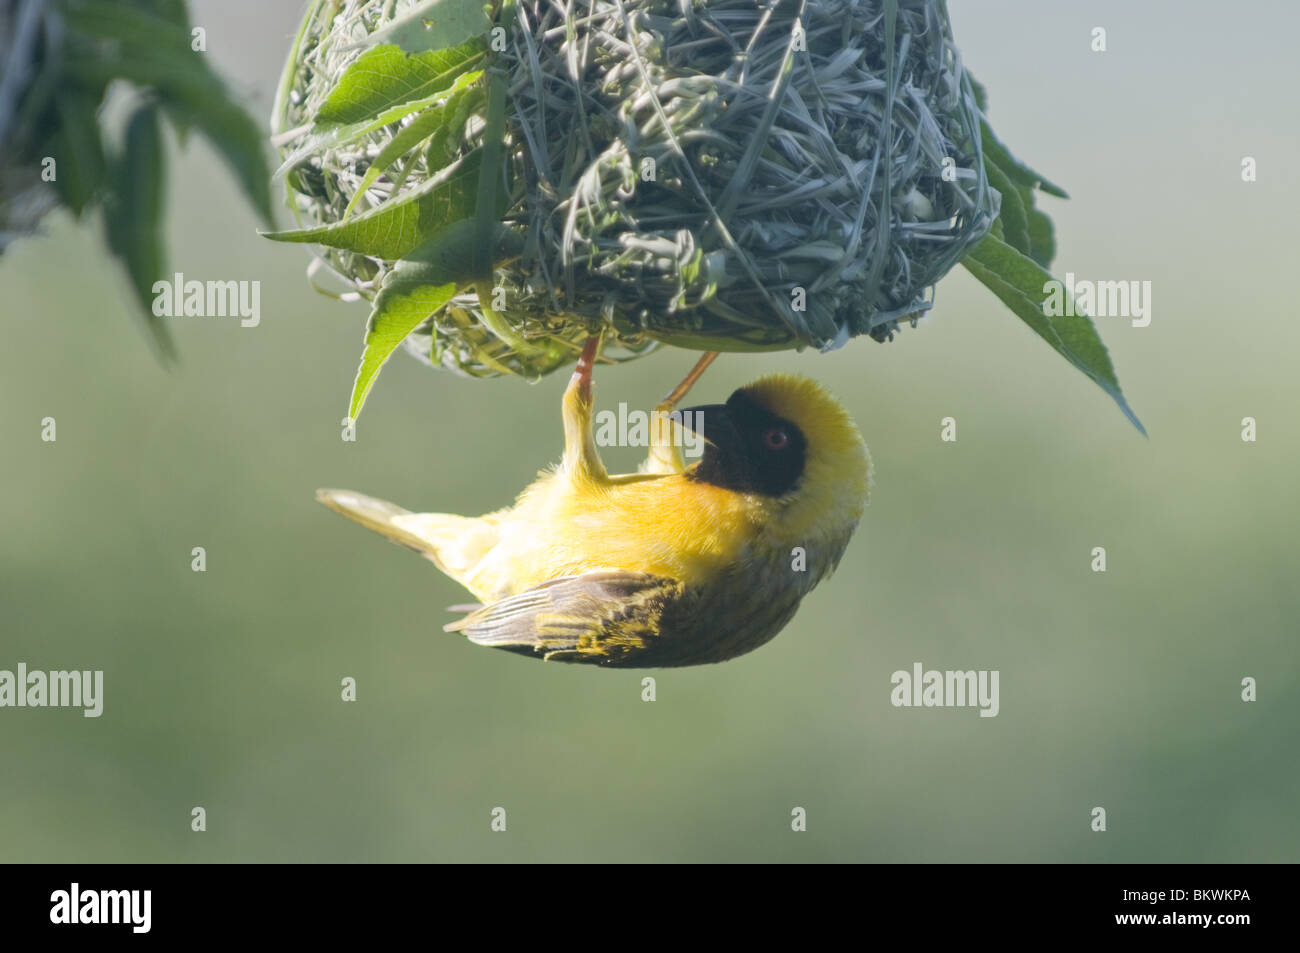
[{"x1": 270, "y1": 0, "x2": 999, "y2": 387}]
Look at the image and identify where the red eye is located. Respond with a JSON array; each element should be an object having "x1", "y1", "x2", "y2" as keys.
[{"x1": 763, "y1": 428, "x2": 789, "y2": 450}]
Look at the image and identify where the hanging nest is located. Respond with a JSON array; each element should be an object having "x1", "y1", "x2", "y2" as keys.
[{"x1": 271, "y1": 0, "x2": 998, "y2": 380}]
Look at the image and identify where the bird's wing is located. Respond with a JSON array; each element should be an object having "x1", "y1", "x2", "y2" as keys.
[
  {"x1": 444, "y1": 569, "x2": 686, "y2": 665},
  {"x1": 316, "y1": 489, "x2": 500, "y2": 583}
]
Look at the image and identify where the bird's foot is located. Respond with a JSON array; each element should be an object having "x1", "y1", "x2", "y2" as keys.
[
  {"x1": 644, "y1": 351, "x2": 720, "y2": 475},
  {"x1": 561, "y1": 333, "x2": 608, "y2": 481}
]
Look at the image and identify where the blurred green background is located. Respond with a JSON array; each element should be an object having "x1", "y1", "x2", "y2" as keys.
[{"x1": 2, "y1": 0, "x2": 1297, "y2": 863}]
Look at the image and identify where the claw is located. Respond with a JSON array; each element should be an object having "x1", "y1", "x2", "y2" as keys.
[
  {"x1": 644, "y1": 351, "x2": 719, "y2": 475},
  {"x1": 660, "y1": 351, "x2": 719, "y2": 411}
]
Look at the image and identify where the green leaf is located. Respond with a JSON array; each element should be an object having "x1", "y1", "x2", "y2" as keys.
[
  {"x1": 103, "y1": 102, "x2": 174, "y2": 358},
  {"x1": 983, "y1": 159, "x2": 1029, "y2": 260},
  {"x1": 1019, "y1": 185, "x2": 1057, "y2": 269},
  {"x1": 68, "y1": 0, "x2": 194, "y2": 49},
  {"x1": 48, "y1": 89, "x2": 107, "y2": 215},
  {"x1": 965, "y1": 70, "x2": 1060, "y2": 267},
  {"x1": 136, "y1": 0, "x2": 191, "y2": 28},
  {"x1": 984, "y1": 146, "x2": 1058, "y2": 268},
  {"x1": 980, "y1": 119, "x2": 1068, "y2": 199},
  {"x1": 274, "y1": 67, "x2": 488, "y2": 182},
  {"x1": 463, "y1": 67, "x2": 541, "y2": 356},
  {"x1": 423, "y1": 75, "x2": 486, "y2": 168},
  {"x1": 342, "y1": 72, "x2": 485, "y2": 219},
  {"x1": 314, "y1": 40, "x2": 487, "y2": 127},
  {"x1": 263, "y1": 149, "x2": 482, "y2": 260},
  {"x1": 350, "y1": 282, "x2": 457, "y2": 423},
  {"x1": 961, "y1": 234, "x2": 1144, "y2": 435},
  {"x1": 472, "y1": 69, "x2": 507, "y2": 280},
  {"x1": 347, "y1": 0, "x2": 492, "y2": 54},
  {"x1": 64, "y1": 5, "x2": 273, "y2": 224},
  {"x1": 349, "y1": 218, "x2": 526, "y2": 420},
  {"x1": 160, "y1": 92, "x2": 273, "y2": 225}
]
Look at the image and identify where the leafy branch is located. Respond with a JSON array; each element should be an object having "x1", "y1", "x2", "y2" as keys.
[{"x1": 0, "y1": 0, "x2": 272, "y2": 357}]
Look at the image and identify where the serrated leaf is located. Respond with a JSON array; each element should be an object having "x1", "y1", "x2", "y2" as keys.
[
  {"x1": 343, "y1": 73, "x2": 485, "y2": 219},
  {"x1": 103, "y1": 102, "x2": 173, "y2": 358},
  {"x1": 314, "y1": 40, "x2": 487, "y2": 127},
  {"x1": 273, "y1": 68, "x2": 486, "y2": 182},
  {"x1": 347, "y1": 0, "x2": 492, "y2": 54},
  {"x1": 263, "y1": 149, "x2": 482, "y2": 260},
  {"x1": 962, "y1": 234, "x2": 1144, "y2": 435},
  {"x1": 349, "y1": 218, "x2": 526, "y2": 420},
  {"x1": 350, "y1": 281, "x2": 457, "y2": 423}
]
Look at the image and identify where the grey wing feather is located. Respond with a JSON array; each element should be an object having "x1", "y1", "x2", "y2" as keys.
[{"x1": 444, "y1": 570, "x2": 685, "y2": 666}]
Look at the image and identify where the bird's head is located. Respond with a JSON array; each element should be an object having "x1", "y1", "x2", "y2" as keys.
[{"x1": 681, "y1": 374, "x2": 871, "y2": 542}]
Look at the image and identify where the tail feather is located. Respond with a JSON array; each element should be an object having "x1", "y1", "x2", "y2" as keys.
[{"x1": 315, "y1": 489, "x2": 499, "y2": 585}]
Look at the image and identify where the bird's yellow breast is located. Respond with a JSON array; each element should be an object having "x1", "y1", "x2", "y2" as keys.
[{"x1": 462, "y1": 468, "x2": 761, "y2": 601}]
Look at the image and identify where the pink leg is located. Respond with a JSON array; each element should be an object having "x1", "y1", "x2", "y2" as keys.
[{"x1": 571, "y1": 334, "x2": 601, "y2": 404}]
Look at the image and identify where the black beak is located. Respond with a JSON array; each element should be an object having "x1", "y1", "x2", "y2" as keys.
[
  {"x1": 676, "y1": 403, "x2": 728, "y2": 442},
  {"x1": 677, "y1": 403, "x2": 752, "y2": 470},
  {"x1": 676, "y1": 402, "x2": 756, "y2": 491}
]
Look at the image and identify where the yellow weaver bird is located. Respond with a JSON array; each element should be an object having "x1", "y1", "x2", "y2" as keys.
[{"x1": 318, "y1": 339, "x2": 870, "y2": 667}]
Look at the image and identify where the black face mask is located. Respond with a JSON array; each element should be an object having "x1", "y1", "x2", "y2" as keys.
[{"x1": 682, "y1": 390, "x2": 807, "y2": 498}]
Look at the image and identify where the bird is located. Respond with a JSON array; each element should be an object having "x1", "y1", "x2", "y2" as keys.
[{"x1": 317, "y1": 338, "x2": 871, "y2": 667}]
